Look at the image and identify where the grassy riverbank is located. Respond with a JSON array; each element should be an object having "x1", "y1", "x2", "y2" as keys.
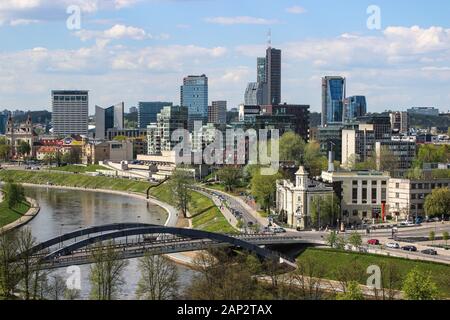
[
  {"x1": 0, "y1": 170, "x2": 152, "y2": 194},
  {"x1": 297, "y1": 248, "x2": 450, "y2": 297},
  {"x1": 50, "y1": 164, "x2": 110, "y2": 173},
  {"x1": 0, "y1": 200, "x2": 30, "y2": 228},
  {"x1": 150, "y1": 183, "x2": 236, "y2": 234}
]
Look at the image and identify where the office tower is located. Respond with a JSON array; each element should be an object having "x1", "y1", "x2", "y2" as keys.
[
  {"x1": 321, "y1": 76, "x2": 346, "y2": 126},
  {"x1": 390, "y1": 111, "x2": 409, "y2": 134},
  {"x1": 138, "y1": 102, "x2": 173, "y2": 129},
  {"x1": 208, "y1": 101, "x2": 227, "y2": 125},
  {"x1": 180, "y1": 74, "x2": 208, "y2": 130},
  {"x1": 147, "y1": 106, "x2": 188, "y2": 155},
  {"x1": 95, "y1": 102, "x2": 124, "y2": 140},
  {"x1": 344, "y1": 96, "x2": 367, "y2": 122},
  {"x1": 265, "y1": 48, "x2": 281, "y2": 105},
  {"x1": 52, "y1": 90, "x2": 89, "y2": 136},
  {"x1": 257, "y1": 57, "x2": 266, "y2": 83},
  {"x1": 129, "y1": 106, "x2": 138, "y2": 114},
  {"x1": 244, "y1": 82, "x2": 268, "y2": 106},
  {"x1": 272, "y1": 104, "x2": 310, "y2": 142},
  {"x1": 0, "y1": 112, "x2": 8, "y2": 135}
]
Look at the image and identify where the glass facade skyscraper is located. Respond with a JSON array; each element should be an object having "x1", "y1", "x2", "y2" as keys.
[
  {"x1": 257, "y1": 57, "x2": 266, "y2": 83},
  {"x1": 344, "y1": 96, "x2": 367, "y2": 122},
  {"x1": 265, "y1": 48, "x2": 281, "y2": 105},
  {"x1": 181, "y1": 74, "x2": 208, "y2": 130},
  {"x1": 138, "y1": 102, "x2": 173, "y2": 129},
  {"x1": 321, "y1": 76, "x2": 346, "y2": 126},
  {"x1": 95, "y1": 102, "x2": 124, "y2": 140}
]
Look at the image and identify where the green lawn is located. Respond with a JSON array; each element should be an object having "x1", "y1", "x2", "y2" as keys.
[
  {"x1": 50, "y1": 164, "x2": 111, "y2": 173},
  {"x1": 0, "y1": 170, "x2": 152, "y2": 194},
  {"x1": 0, "y1": 200, "x2": 30, "y2": 228},
  {"x1": 150, "y1": 183, "x2": 236, "y2": 234},
  {"x1": 297, "y1": 248, "x2": 450, "y2": 297}
]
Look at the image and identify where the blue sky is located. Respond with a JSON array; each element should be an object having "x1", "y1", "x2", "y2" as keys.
[{"x1": 1, "y1": 0, "x2": 450, "y2": 114}]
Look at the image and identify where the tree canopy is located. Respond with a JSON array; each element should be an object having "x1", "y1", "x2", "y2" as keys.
[{"x1": 424, "y1": 187, "x2": 450, "y2": 218}]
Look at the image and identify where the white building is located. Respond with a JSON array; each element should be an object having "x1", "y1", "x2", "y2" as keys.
[
  {"x1": 276, "y1": 167, "x2": 334, "y2": 229},
  {"x1": 321, "y1": 170, "x2": 390, "y2": 225}
]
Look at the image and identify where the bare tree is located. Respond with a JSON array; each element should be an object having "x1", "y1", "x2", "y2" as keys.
[
  {"x1": 293, "y1": 257, "x2": 326, "y2": 300},
  {"x1": 64, "y1": 288, "x2": 81, "y2": 300},
  {"x1": 0, "y1": 232, "x2": 21, "y2": 298},
  {"x1": 89, "y1": 241, "x2": 128, "y2": 300},
  {"x1": 16, "y1": 228, "x2": 37, "y2": 300},
  {"x1": 136, "y1": 254, "x2": 179, "y2": 300},
  {"x1": 47, "y1": 275, "x2": 66, "y2": 300}
]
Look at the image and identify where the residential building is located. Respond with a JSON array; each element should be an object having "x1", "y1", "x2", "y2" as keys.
[
  {"x1": 147, "y1": 106, "x2": 188, "y2": 155},
  {"x1": 344, "y1": 96, "x2": 367, "y2": 122},
  {"x1": 138, "y1": 102, "x2": 173, "y2": 129},
  {"x1": 208, "y1": 101, "x2": 227, "y2": 125},
  {"x1": 276, "y1": 166, "x2": 335, "y2": 229},
  {"x1": 390, "y1": 111, "x2": 409, "y2": 134},
  {"x1": 388, "y1": 178, "x2": 450, "y2": 220},
  {"x1": 322, "y1": 76, "x2": 346, "y2": 126},
  {"x1": 82, "y1": 140, "x2": 133, "y2": 164},
  {"x1": 181, "y1": 75, "x2": 208, "y2": 130},
  {"x1": 52, "y1": 90, "x2": 89, "y2": 136},
  {"x1": 265, "y1": 48, "x2": 282, "y2": 105},
  {"x1": 95, "y1": 102, "x2": 124, "y2": 140},
  {"x1": 321, "y1": 170, "x2": 390, "y2": 225}
]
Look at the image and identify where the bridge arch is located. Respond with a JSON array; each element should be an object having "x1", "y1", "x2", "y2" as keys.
[{"x1": 44, "y1": 226, "x2": 281, "y2": 261}]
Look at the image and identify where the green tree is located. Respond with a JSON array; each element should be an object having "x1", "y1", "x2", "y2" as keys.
[
  {"x1": 3, "y1": 181, "x2": 26, "y2": 209},
  {"x1": 402, "y1": 267, "x2": 439, "y2": 300},
  {"x1": 61, "y1": 148, "x2": 81, "y2": 164},
  {"x1": 89, "y1": 241, "x2": 128, "y2": 300},
  {"x1": 136, "y1": 254, "x2": 178, "y2": 300},
  {"x1": 0, "y1": 233, "x2": 21, "y2": 298},
  {"x1": 0, "y1": 137, "x2": 11, "y2": 162},
  {"x1": 336, "y1": 281, "x2": 364, "y2": 300},
  {"x1": 279, "y1": 132, "x2": 305, "y2": 164},
  {"x1": 303, "y1": 141, "x2": 327, "y2": 176},
  {"x1": 429, "y1": 231, "x2": 435, "y2": 244},
  {"x1": 325, "y1": 231, "x2": 338, "y2": 248},
  {"x1": 310, "y1": 195, "x2": 340, "y2": 228},
  {"x1": 348, "y1": 232, "x2": 363, "y2": 249},
  {"x1": 17, "y1": 141, "x2": 31, "y2": 159},
  {"x1": 443, "y1": 231, "x2": 449, "y2": 246},
  {"x1": 250, "y1": 170, "x2": 282, "y2": 214},
  {"x1": 216, "y1": 166, "x2": 242, "y2": 192},
  {"x1": 170, "y1": 169, "x2": 193, "y2": 218},
  {"x1": 424, "y1": 188, "x2": 450, "y2": 218}
]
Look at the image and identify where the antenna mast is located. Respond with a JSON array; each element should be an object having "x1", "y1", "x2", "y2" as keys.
[{"x1": 267, "y1": 29, "x2": 272, "y2": 48}]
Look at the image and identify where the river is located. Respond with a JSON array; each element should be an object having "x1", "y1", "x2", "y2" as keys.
[{"x1": 23, "y1": 186, "x2": 195, "y2": 300}]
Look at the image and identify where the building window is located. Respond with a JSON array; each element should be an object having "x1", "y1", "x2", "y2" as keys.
[
  {"x1": 362, "y1": 211, "x2": 368, "y2": 218},
  {"x1": 352, "y1": 180, "x2": 358, "y2": 185},
  {"x1": 411, "y1": 194, "x2": 416, "y2": 200},
  {"x1": 396, "y1": 193, "x2": 400, "y2": 198},
  {"x1": 352, "y1": 188, "x2": 358, "y2": 203},
  {"x1": 411, "y1": 204, "x2": 416, "y2": 210},
  {"x1": 382, "y1": 180, "x2": 387, "y2": 185},
  {"x1": 381, "y1": 189, "x2": 387, "y2": 201},
  {"x1": 362, "y1": 181, "x2": 368, "y2": 186},
  {"x1": 362, "y1": 188, "x2": 367, "y2": 204},
  {"x1": 395, "y1": 183, "x2": 400, "y2": 188},
  {"x1": 418, "y1": 183, "x2": 423, "y2": 189},
  {"x1": 412, "y1": 184, "x2": 416, "y2": 190},
  {"x1": 353, "y1": 210, "x2": 358, "y2": 216}
]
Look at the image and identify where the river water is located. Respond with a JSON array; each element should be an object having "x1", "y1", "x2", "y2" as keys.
[{"x1": 23, "y1": 186, "x2": 194, "y2": 300}]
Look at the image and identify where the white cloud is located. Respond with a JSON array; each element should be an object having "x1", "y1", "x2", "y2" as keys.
[
  {"x1": 286, "y1": 6, "x2": 306, "y2": 14},
  {"x1": 205, "y1": 16, "x2": 278, "y2": 25}
]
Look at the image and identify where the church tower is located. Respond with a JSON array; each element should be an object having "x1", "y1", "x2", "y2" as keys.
[{"x1": 295, "y1": 166, "x2": 309, "y2": 190}]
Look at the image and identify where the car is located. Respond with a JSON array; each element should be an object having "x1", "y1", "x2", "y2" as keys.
[
  {"x1": 386, "y1": 242, "x2": 400, "y2": 249},
  {"x1": 367, "y1": 239, "x2": 380, "y2": 245},
  {"x1": 402, "y1": 245, "x2": 417, "y2": 252},
  {"x1": 273, "y1": 227, "x2": 286, "y2": 234},
  {"x1": 421, "y1": 249, "x2": 438, "y2": 256},
  {"x1": 247, "y1": 221, "x2": 254, "y2": 227}
]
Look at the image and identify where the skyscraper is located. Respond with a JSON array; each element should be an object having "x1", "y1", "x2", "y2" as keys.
[
  {"x1": 244, "y1": 82, "x2": 268, "y2": 106},
  {"x1": 344, "y1": 96, "x2": 367, "y2": 122},
  {"x1": 265, "y1": 48, "x2": 281, "y2": 105},
  {"x1": 257, "y1": 57, "x2": 266, "y2": 83},
  {"x1": 52, "y1": 90, "x2": 89, "y2": 136},
  {"x1": 138, "y1": 102, "x2": 173, "y2": 129},
  {"x1": 321, "y1": 76, "x2": 346, "y2": 126},
  {"x1": 95, "y1": 102, "x2": 124, "y2": 140},
  {"x1": 181, "y1": 74, "x2": 208, "y2": 130},
  {"x1": 208, "y1": 101, "x2": 227, "y2": 125}
]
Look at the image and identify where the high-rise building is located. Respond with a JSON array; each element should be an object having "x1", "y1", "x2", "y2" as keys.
[
  {"x1": 265, "y1": 48, "x2": 281, "y2": 105},
  {"x1": 321, "y1": 76, "x2": 346, "y2": 126},
  {"x1": 138, "y1": 102, "x2": 173, "y2": 129},
  {"x1": 344, "y1": 96, "x2": 367, "y2": 122},
  {"x1": 244, "y1": 82, "x2": 268, "y2": 106},
  {"x1": 147, "y1": 106, "x2": 188, "y2": 155},
  {"x1": 208, "y1": 101, "x2": 227, "y2": 125},
  {"x1": 0, "y1": 112, "x2": 8, "y2": 135},
  {"x1": 52, "y1": 90, "x2": 89, "y2": 136},
  {"x1": 181, "y1": 74, "x2": 208, "y2": 130},
  {"x1": 390, "y1": 111, "x2": 409, "y2": 134},
  {"x1": 95, "y1": 102, "x2": 124, "y2": 140},
  {"x1": 129, "y1": 106, "x2": 138, "y2": 114},
  {"x1": 257, "y1": 57, "x2": 266, "y2": 83}
]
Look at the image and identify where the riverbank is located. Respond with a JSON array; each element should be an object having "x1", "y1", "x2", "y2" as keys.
[{"x1": 0, "y1": 197, "x2": 40, "y2": 235}]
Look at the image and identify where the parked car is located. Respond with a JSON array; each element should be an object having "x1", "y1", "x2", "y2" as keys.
[
  {"x1": 367, "y1": 239, "x2": 380, "y2": 245},
  {"x1": 421, "y1": 249, "x2": 438, "y2": 256},
  {"x1": 273, "y1": 227, "x2": 286, "y2": 234},
  {"x1": 386, "y1": 242, "x2": 400, "y2": 249},
  {"x1": 402, "y1": 245, "x2": 417, "y2": 252}
]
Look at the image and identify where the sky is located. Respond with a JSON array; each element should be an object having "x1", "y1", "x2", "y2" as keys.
[{"x1": 0, "y1": 0, "x2": 450, "y2": 114}]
